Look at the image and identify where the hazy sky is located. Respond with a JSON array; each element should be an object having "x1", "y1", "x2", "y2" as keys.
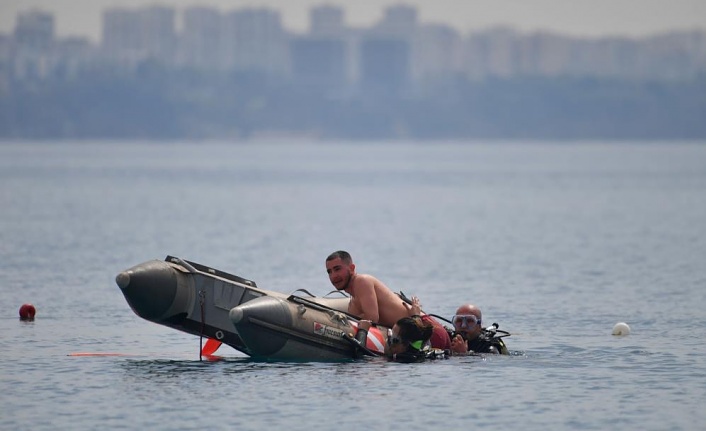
[{"x1": 2, "y1": 0, "x2": 706, "y2": 41}]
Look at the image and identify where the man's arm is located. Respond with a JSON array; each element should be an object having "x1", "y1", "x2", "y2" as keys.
[{"x1": 347, "y1": 297, "x2": 362, "y2": 316}]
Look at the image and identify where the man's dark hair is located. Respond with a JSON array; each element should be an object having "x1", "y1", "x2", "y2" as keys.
[{"x1": 326, "y1": 250, "x2": 352, "y2": 264}]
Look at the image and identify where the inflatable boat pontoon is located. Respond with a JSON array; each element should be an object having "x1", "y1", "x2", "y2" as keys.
[{"x1": 115, "y1": 256, "x2": 388, "y2": 360}]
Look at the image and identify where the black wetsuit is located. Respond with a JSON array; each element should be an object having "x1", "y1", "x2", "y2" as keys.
[
  {"x1": 391, "y1": 347, "x2": 449, "y2": 363},
  {"x1": 450, "y1": 327, "x2": 510, "y2": 355},
  {"x1": 467, "y1": 332, "x2": 509, "y2": 354},
  {"x1": 354, "y1": 327, "x2": 448, "y2": 362}
]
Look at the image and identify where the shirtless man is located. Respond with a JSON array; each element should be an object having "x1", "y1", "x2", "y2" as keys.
[{"x1": 325, "y1": 250, "x2": 408, "y2": 328}]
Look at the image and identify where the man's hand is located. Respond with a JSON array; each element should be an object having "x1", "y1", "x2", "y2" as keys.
[
  {"x1": 403, "y1": 295, "x2": 422, "y2": 316},
  {"x1": 450, "y1": 334, "x2": 468, "y2": 354}
]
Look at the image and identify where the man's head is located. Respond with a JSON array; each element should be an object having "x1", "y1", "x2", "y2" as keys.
[
  {"x1": 325, "y1": 250, "x2": 355, "y2": 291},
  {"x1": 452, "y1": 303, "x2": 483, "y2": 339}
]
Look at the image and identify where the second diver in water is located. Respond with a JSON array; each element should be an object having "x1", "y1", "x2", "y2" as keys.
[{"x1": 448, "y1": 303, "x2": 510, "y2": 355}]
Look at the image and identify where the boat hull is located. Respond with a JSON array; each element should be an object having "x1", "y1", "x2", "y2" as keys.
[
  {"x1": 115, "y1": 256, "x2": 383, "y2": 360},
  {"x1": 229, "y1": 295, "x2": 388, "y2": 360}
]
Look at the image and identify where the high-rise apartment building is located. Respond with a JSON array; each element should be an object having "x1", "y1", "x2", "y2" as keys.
[
  {"x1": 292, "y1": 5, "x2": 353, "y2": 91},
  {"x1": 367, "y1": 5, "x2": 418, "y2": 84},
  {"x1": 359, "y1": 37, "x2": 410, "y2": 95},
  {"x1": 181, "y1": 6, "x2": 223, "y2": 70},
  {"x1": 416, "y1": 24, "x2": 463, "y2": 82},
  {"x1": 102, "y1": 9, "x2": 141, "y2": 59},
  {"x1": 463, "y1": 28, "x2": 520, "y2": 79},
  {"x1": 222, "y1": 8, "x2": 288, "y2": 75},
  {"x1": 14, "y1": 10, "x2": 55, "y2": 51},
  {"x1": 11, "y1": 11, "x2": 55, "y2": 79},
  {"x1": 102, "y1": 6, "x2": 176, "y2": 66},
  {"x1": 377, "y1": 4, "x2": 417, "y2": 36},
  {"x1": 310, "y1": 5, "x2": 345, "y2": 37},
  {"x1": 141, "y1": 6, "x2": 176, "y2": 62},
  {"x1": 290, "y1": 37, "x2": 347, "y2": 91}
]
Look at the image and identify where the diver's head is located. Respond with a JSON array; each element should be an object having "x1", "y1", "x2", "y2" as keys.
[
  {"x1": 452, "y1": 304, "x2": 483, "y2": 339},
  {"x1": 385, "y1": 316, "x2": 433, "y2": 360}
]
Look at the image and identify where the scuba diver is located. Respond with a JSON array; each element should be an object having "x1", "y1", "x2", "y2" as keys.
[
  {"x1": 355, "y1": 316, "x2": 449, "y2": 362},
  {"x1": 448, "y1": 303, "x2": 510, "y2": 355}
]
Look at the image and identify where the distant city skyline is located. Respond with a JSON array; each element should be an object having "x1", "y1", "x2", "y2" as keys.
[{"x1": 2, "y1": 0, "x2": 706, "y2": 42}]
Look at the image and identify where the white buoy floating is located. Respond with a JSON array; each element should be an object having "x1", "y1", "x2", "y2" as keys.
[{"x1": 612, "y1": 322, "x2": 631, "y2": 336}]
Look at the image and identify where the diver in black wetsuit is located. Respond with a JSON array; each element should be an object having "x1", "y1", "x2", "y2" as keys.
[
  {"x1": 355, "y1": 316, "x2": 448, "y2": 362},
  {"x1": 448, "y1": 304, "x2": 510, "y2": 355}
]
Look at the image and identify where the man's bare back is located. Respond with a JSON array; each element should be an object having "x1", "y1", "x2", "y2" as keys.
[{"x1": 346, "y1": 273, "x2": 409, "y2": 328}]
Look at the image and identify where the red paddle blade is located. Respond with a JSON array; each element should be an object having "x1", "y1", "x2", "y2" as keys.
[{"x1": 201, "y1": 338, "x2": 222, "y2": 356}]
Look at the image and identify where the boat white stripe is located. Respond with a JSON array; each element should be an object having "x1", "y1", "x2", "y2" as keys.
[
  {"x1": 366, "y1": 330, "x2": 385, "y2": 353},
  {"x1": 351, "y1": 321, "x2": 386, "y2": 353}
]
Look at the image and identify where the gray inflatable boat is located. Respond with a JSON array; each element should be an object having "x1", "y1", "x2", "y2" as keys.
[{"x1": 116, "y1": 256, "x2": 388, "y2": 360}]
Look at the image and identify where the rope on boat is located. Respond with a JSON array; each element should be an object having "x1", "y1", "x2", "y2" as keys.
[
  {"x1": 290, "y1": 288, "x2": 316, "y2": 297},
  {"x1": 198, "y1": 289, "x2": 206, "y2": 361}
]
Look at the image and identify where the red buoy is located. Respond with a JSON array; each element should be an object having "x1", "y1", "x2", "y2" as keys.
[{"x1": 19, "y1": 303, "x2": 36, "y2": 321}]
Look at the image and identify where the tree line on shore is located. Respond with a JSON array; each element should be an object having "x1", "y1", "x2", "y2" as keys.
[{"x1": 2, "y1": 68, "x2": 705, "y2": 141}]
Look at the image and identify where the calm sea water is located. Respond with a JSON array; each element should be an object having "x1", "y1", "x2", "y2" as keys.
[{"x1": 1, "y1": 140, "x2": 706, "y2": 430}]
